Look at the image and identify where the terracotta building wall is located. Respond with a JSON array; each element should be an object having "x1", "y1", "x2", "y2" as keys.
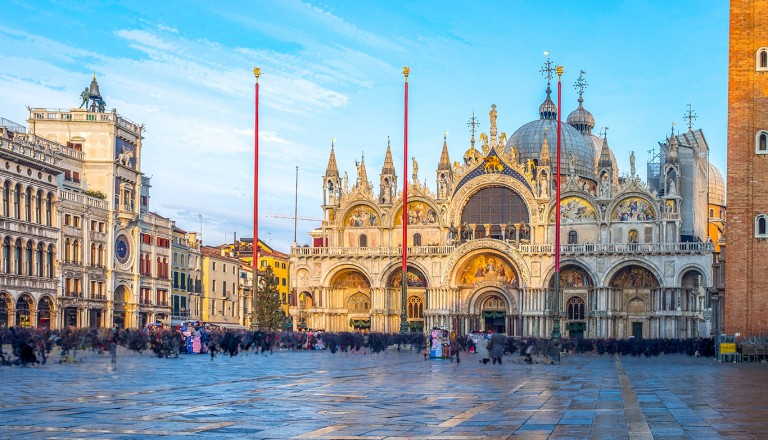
[{"x1": 726, "y1": 0, "x2": 768, "y2": 334}]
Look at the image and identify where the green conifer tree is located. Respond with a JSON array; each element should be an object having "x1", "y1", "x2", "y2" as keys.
[{"x1": 252, "y1": 265, "x2": 285, "y2": 330}]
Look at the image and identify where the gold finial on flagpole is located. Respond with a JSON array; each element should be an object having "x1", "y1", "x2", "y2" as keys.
[
  {"x1": 253, "y1": 67, "x2": 261, "y2": 81},
  {"x1": 556, "y1": 65, "x2": 564, "y2": 78},
  {"x1": 402, "y1": 66, "x2": 410, "y2": 82}
]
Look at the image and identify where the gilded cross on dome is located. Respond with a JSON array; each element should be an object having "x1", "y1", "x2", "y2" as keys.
[{"x1": 574, "y1": 70, "x2": 588, "y2": 99}]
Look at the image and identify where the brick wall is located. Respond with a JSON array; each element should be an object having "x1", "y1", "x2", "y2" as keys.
[{"x1": 726, "y1": 0, "x2": 768, "y2": 334}]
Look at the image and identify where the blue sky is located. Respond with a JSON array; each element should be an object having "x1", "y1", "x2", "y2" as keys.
[{"x1": 1, "y1": 1, "x2": 728, "y2": 251}]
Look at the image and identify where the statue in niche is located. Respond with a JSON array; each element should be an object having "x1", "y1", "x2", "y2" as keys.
[
  {"x1": 630, "y1": 151, "x2": 636, "y2": 176},
  {"x1": 668, "y1": 179, "x2": 677, "y2": 196},
  {"x1": 599, "y1": 173, "x2": 610, "y2": 198},
  {"x1": 343, "y1": 172, "x2": 349, "y2": 192},
  {"x1": 412, "y1": 157, "x2": 418, "y2": 182},
  {"x1": 568, "y1": 152, "x2": 576, "y2": 175}
]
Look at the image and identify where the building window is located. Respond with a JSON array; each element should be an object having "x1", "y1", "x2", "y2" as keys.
[
  {"x1": 413, "y1": 233, "x2": 422, "y2": 246},
  {"x1": 359, "y1": 234, "x2": 367, "y2": 248},
  {"x1": 282, "y1": 278, "x2": 286, "y2": 286},
  {"x1": 566, "y1": 296, "x2": 585, "y2": 320},
  {"x1": 628, "y1": 229, "x2": 639, "y2": 244},
  {"x1": 212, "y1": 261, "x2": 216, "y2": 271},
  {"x1": 407, "y1": 296, "x2": 424, "y2": 319},
  {"x1": 757, "y1": 47, "x2": 768, "y2": 71},
  {"x1": 756, "y1": 131, "x2": 768, "y2": 153},
  {"x1": 567, "y1": 230, "x2": 578, "y2": 244},
  {"x1": 756, "y1": 214, "x2": 768, "y2": 237}
]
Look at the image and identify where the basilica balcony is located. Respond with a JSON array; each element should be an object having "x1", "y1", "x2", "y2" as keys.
[
  {"x1": 291, "y1": 245, "x2": 456, "y2": 258},
  {"x1": 0, "y1": 218, "x2": 59, "y2": 240},
  {"x1": 518, "y1": 242, "x2": 714, "y2": 256}
]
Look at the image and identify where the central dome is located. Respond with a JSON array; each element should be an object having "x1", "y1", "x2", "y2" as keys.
[{"x1": 505, "y1": 117, "x2": 597, "y2": 181}]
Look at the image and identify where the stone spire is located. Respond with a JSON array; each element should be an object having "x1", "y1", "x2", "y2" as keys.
[
  {"x1": 325, "y1": 140, "x2": 339, "y2": 177},
  {"x1": 538, "y1": 129, "x2": 551, "y2": 167},
  {"x1": 438, "y1": 132, "x2": 451, "y2": 170},
  {"x1": 379, "y1": 138, "x2": 397, "y2": 205},
  {"x1": 598, "y1": 136, "x2": 614, "y2": 169},
  {"x1": 355, "y1": 153, "x2": 369, "y2": 190}
]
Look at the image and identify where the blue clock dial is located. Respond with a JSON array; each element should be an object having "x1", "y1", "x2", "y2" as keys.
[{"x1": 115, "y1": 235, "x2": 130, "y2": 263}]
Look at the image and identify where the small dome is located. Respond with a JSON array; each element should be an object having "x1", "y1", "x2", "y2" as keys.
[
  {"x1": 567, "y1": 98, "x2": 595, "y2": 134},
  {"x1": 539, "y1": 89, "x2": 557, "y2": 120},
  {"x1": 708, "y1": 163, "x2": 726, "y2": 206},
  {"x1": 464, "y1": 145, "x2": 483, "y2": 165}
]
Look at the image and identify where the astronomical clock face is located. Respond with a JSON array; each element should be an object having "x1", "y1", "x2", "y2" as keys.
[{"x1": 115, "y1": 234, "x2": 130, "y2": 264}]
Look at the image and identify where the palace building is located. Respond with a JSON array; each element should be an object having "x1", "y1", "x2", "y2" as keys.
[{"x1": 290, "y1": 73, "x2": 721, "y2": 339}]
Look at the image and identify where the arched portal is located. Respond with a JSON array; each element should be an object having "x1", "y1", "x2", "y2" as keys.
[
  {"x1": 0, "y1": 292, "x2": 10, "y2": 328},
  {"x1": 37, "y1": 296, "x2": 52, "y2": 328},
  {"x1": 610, "y1": 264, "x2": 660, "y2": 339},
  {"x1": 113, "y1": 285, "x2": 131, "y2": 328},
  {"x1": 388, "y1": 267, "x2": 428, "y2": 332},
  {"x1": 330, "y1": 269, "x2": 371, "y2": 331},
  {"x1": 16, "y1": 295, "x2": 32, "y2": 328},
  {"x1": 548, "y1": 264, "x2": 593, "y2": 339},
  {"x1": 480, "y1": 294, "x2": 507, "y2": 334}
]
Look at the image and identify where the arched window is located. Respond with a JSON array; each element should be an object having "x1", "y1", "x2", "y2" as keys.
[
  {"x1": 36, "y1": 243, "x2": 43, "y2": 277},
  {"x1": 72, "y1": 239, "x2": 80, "y2": 264},
  {"x1": 407, "y1": 296, "x2": 424, "y2": 319},
  {"x1": 35, "y1": 190, "x2": 43, "y2": 223},
  {"x1": 413, "y1": 233, "x2": 422, "y2": 246},
  {"x1": 568, "y1": 230, "x2": 578, "y2": 244},
  {"x1": 756, "y1": 214, "x2": 768, "y2": 237},
  {"x1": 359, "y1": 234, "x2": 367, "y2": 248},
  {"x1": 46, "y1": 245, "x2": 54, "y2": 278},
  {"x1": 98, "y1": 244, "x2": 105, "y2": 267},
  {"x1": 461, "y1": 186, "x2": 530, "y2": 241},
  {"x1": 14, "y1": 239, "x2": 22, "y2": 274},
  {"x1": 163, "y1": 258, "x2": 168, "y2": 278},
  {"x1": 0, "y1": 295, "x2": 8, "y2": 328},
  {"x1": 24, "y1": 187, "x2": 32, "y2": 221},
  {"x1": 25, "y1": 241, "x2": 32, "y2": 275},
  {"x1": 567, "y1": 296, "x2": 585, "y2": 320},
  {"x1": 757, "y1": 47, "x2": 768, "y2": 70},
  {"x1": 1, "y1": 180, "x2": 9, "y2": 217},
  {"x1": 90, "y1": 243, "x2": 97, "y2": 266},
  {"x1": 64, "y1": 238, "x2": 71, "y2": 263},
  {"x1": 157, "y1": 257, "x2": 162, "y2": 277},
  {"x1": 1, "y1": 237, "x2": 10, "y2": 273},
  {"x1": 756, "y1": 131, "x2": 768, "y2": 153},
  {"x1": 45, "y1": 193, "x2": 53, "y2": 225},
  {"x1": 13, "y1": 184, "x2": 21, "y2": 219},
  {"x1": 709, "y1": 208, "x2": 714, "y2": 218}
]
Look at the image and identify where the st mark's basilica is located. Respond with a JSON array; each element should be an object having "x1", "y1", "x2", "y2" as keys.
[{"x1": 289, "y1": 71, "x2": 723, "y2": 340}]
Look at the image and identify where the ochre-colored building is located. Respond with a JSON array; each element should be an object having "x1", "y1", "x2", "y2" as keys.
[{"x1": 726, "y1": 0, "x2": 768, "y2": 335}]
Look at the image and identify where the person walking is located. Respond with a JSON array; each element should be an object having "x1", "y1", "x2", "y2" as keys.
[
  {"x1": 476, "y1": 331, "x2": 490, "y2": 364},
  {"x1": 490, "y1": 331, "x2": 505, "y2": 365}
]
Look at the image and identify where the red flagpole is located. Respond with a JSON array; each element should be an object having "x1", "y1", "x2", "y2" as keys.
[
  {"x1": 553, "y1": 65, "x2": 563, "y2": 343},
  {"x1": 253, "y1": 67, "x2": 260, "y2": 329},
  {"x1": 400, "y1": 67, "x2": 410, "y2": 334}
]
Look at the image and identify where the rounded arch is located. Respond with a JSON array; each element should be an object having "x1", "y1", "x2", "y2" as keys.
[
  {"x1": 382, "y1": 261, "x2": 430, "y2": 288},
  {"x1": 298, "y1": 291, "x2": 314, "y2": 309},
  {"x1": 547, "y1": 194, "x2": 598, "y2": 224},
  {"x1": 37, "y1": 295, "x2": 54, "y2": 328},
  {"x1": 608, "y1": 195, "x2": 658, "y2": 222},
  {"x1": 453, "y1": 249, "x2": 520, "y2": 287},
  {"x1": 326, "y1": 266, "x2": 371, "y2": 289},
  {"x1": 605, "y1": 261, "x2": 662, "y2": 289},
  {"x1": 391, "y1": 197, "x2": 440, "y2": 227},
  {"x1": 449, "y1": 174, "x2": 536, "y2": 229},
  {"x1": 15, "y1": 294, "x2": 33, "y2": 328},
  {"x1": 467, "y1": 286, "x2": 518, "y2": 315},
  {"x1": 677, "y1": 263, "x2": 709, "y2": 286},
  {"x1": 543, "y1": 260, "x2": 597, "y2": 288},
  {"x1": 757, "y1": 46, "x2": 768, "y2": 70},
  {"x1": 339, "y1": 202, "x2": 381, "y2": 228},
  {"x1": 0, "y1": 291, "x2": 11, "y2": 328},
  {"x1": 442, "y1": 239, "x2": 530, "y2": 287}
]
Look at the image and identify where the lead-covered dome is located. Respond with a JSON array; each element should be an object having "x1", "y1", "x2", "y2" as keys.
[
  {"x1": 708, "y1": 163, "x2": 725, "y2": 206},
  {"x1": 505, "y1": 92, "x2": 597, "y2": 181},
  {"x1": 567, "y1": 97, "x2": 595, "y2": 134}
]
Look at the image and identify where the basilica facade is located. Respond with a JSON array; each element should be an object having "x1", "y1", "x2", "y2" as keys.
[{"x1": 290, "y1": 78, "x2": 720, "y2": 340}]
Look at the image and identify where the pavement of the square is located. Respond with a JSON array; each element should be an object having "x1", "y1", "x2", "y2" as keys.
[{"x1": 0, "y1": 347, "x2": 766, "y2": 439}]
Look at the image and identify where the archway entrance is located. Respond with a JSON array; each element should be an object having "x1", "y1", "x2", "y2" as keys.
[
  {"x1": 482, "y1": 295, "x2": 506, "y2": 334},
  {"x1": 113, "y1": 285, "x2": 130, "y2": 328},
  {"x1": 549, "y1": 264, "x2": 593, "y2": 339},
  {"x1": 610, "y1": 265, "x2": 660, "y2": 339},
  {"x1": 37, "y1": 296, "x2": 52, "y2": 328},
  {"x1": 387, "y1": 268, "x2": 428, "y2": 333}
]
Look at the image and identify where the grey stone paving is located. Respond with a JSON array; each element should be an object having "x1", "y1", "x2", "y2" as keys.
[{"x1": 0, "y1": 348, "x2": 766, "y2": 439}]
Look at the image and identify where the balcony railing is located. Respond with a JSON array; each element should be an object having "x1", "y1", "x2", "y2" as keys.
[{"x1": 292, "y1": 241, "x2": 714, "y2": 257}]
